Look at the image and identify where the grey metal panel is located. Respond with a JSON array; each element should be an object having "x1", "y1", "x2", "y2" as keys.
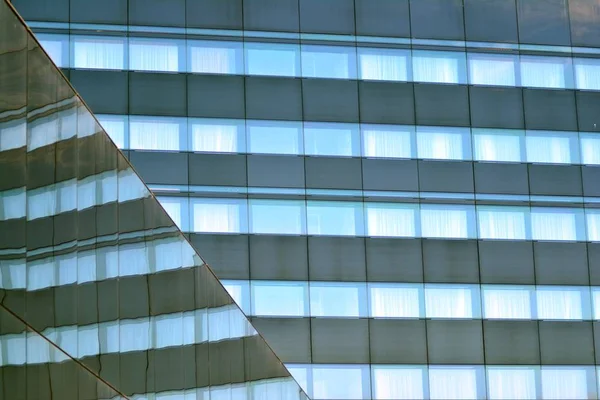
[
  {"x1": 370, "y1": 319, "x2": 427, "y2": 364},
  {"x1": 12, "y1": 0, "x2": 68, "y2": 21},
  {"x1": 186, "y1": 0, "x2": 243, "y2": 30},
  {"x1": 245, "y1": 77, "x2": 303, "y2": 121},
  {"x1": 311, "y1": 319, "x2": 369, "y2": 363},
  {"x1": 423, "y1": 239, "x2": 480, "y2": 283},
  {"x1": 523, "y1": 89, "x2": 577, "y2": 131},
  {"x1": 70, "y1": 0, "x2": 127, "y2": 24},
  {"x1": 582, "y1": 166, "x2": 600, "y2": 197},
  {"x1": 119, "y1": 276, "x2": 150, "y2": 319},
  {"x1": 243, "y1": 0, "x2": 299, "y2": 32},
  {"x1": 464, "y1": 0, "x2": 519, "y2": 43},
  {"x1": 69, "y1": 70, "x2": 128, "y2": 115},
  {"x1": 479, "y1": 240, "x2": 535, "y2": 284},
  {"x1": 355, "y1": 0, "x2": 411, "y2": 38},
  {"x1": 148, "y1": 269, "x2": 196, "y2": 315},
  {"x1": 305, "y1": 157, "x2": 363, "y2": 190},
  {"x1": 534, "y1": 242, "x2": 589, "y2": 285},
  {"x1": 188, "y1": 153, "x2": 247, "y2": 186},
  {"x1": 589, "y1": 243, "x2": 600, "y2": 285},
  {"x1": 469, "y1": 86, "x2": 525, "y2": 129},
  {"x1": 299, "y1": 0, "x2": 355, "y2": 35},
  {"x1": 414, "y1": 84, "x2": 470, "y2": 126},
  {"x1": 483, "y1": 321, "x2": 540, "y2": 364},
  {"x1": 409, "y1": 0, "x2": 465, "y2": 40},
  {"x1": 569, "y1": 0, "x2": 600, "y2": 47},
  {"x1": 249, "y1": 235, "x2": 309, "y2": 280},
  {"x1": 595, "y1": 322, "x2": 600, "y2": 364},
  {"x1": 251, "y1": 318, "x2": 311, "y2": 363},
  {"x1": 474, "y1": 162, "x2": 530, "y2": 195},
  {"x1": 576, "y1": 91, "x2": 600, "y2": 132},
  {"x1": 427, "y1": 320, "x2": 484, "y2": 364},
  {"x1": 189, "y1": 233, "x2": 250, "y2": 279},
  {"x1": 247, "y1": 155, "x2": 305, "y2": 188},
  {"x1": 129, "y1": 0, "x2": 186, "y2": 27},
  {"x1": 418, "y1": 161, "x2": 474, "y2": 193},
  {"x1": 366, "y1": 238, "x2": 423, "y2": 282},
  {"x1": 129, "y1": 73, "x2": 186, "y2": 116},
  {"x1": 517, "y1": 0, "x2": 571, "y2": 46},
  {"x1": 358, "y1": 81, "x2": 415, "y2": 125},
  {"x1": 362, "y1": 159, "x2": 419, "y2": 192},
  {"x1": 308, "y1": 236, "x2": 367, "y2": 281},
  {"x1": 129, "y1": 151, "x2": 189, "y2": 185},
  {"x1": 188, "y1": 75, "x2": 245, "y2": 119},
  {"x1": 302, "y1": 79, "x2": 359, "y2": 123},
  {"x1": 528, "y1": 164, "x2": 583, "y2": 196},
  {"x1": 539, "y1": 322, "x2": 595, "y2": 365}
]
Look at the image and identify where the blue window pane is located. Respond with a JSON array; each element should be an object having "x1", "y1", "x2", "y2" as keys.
[
  {"x1": 247, "y1": 120, "x2": 303, "y2": 155},
  {"x1": 245, "y1": 42, "x2": 300, "y2": 77},
  {"x1": 129, "y1": 116, "x2": 185, "y2": 151},
  {"x1": 307, "y1": 201, "x2": 364, "y2": 236},
  {"x1": 251, "y1": 281, "x2": 308, "y2": 317},
  {"x1": 472, "y1": 128, "x2": 524, "y2": 162},
  {"x1": 520, "y1": 55, "x2": 574, "y2": 89},
  {"x1": 188, "y1": 40, "x2": 243, "y2": 74},
  {"x1": 129, "y1": 38, "x2": 183, "y2": 72},
  {"x1": 574, "y1": 58, "x2": 600, "y2": 90},
  {"x1": 420, "y1": 204, "x2": 476, "y2": 239},
  {"x1": 468, "y1": 53, "x2": 517, "y2": 87},
  {"x1": 189, "y1": 119, "x2": 245, "y2": 153},
  {"x1": 530, "y1": 207, "x2": 585, "y2": 241},
  {"x1": 249, "y1": 199, "x2": 306, "y2": 235},
  {"x1": 358, "y1": 47, "x2": 410, "y2": 82},
  {"x1": 304, "y1": 122, "x2": 360, "y2": 157},
  {"x1": 361, "y1": 124, "x2": 415, "y2": 159},
  {"x1": 37, "y1": 33, "x2": 69, "y2": 68},
  {"x1": 413, "y1": 50, "x2": 467, "y2": 84},
  {"x1": 365, "y1": 203, "x2": 418, "y2": 237},
  {"x1": 191, "y1": 198, "x2": 247, "y2": 233},
  {"x1": 477, "y1": 206, "x2": 529, "y2": 240},
  {"x1": 73, "y1": 35, "x2": 126, "y2": 70},
  {"x1": 525, "y1": 131, "x2": 580, "y2": 164},
  {"x1": 310, "y1": 282, "x2": 368, "y2": 317},
  {"x1": 301, "y1": 45, "x2": 357, "y2": 79},
  {"x1": 416, "y1": 126, "x2": 471, "y2": 161}
]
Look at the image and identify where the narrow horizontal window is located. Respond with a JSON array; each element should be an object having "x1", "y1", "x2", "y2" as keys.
[
  {"x1": 249, "y1": 199, "x2": 305, "y2": 235},
  {"x1": 189, "y1": 40, "x2": 242, "y2": 74},
  {"x1": 413, "y1": 50, "x2": 466, "y2": 84},
  {"x1": 312, "y1": 366, "x2": 370, "y2": 400},
  {"x1": 130, "y1": 118, "x2": 182, "y2": 151},
  {"x1": 587, "y1": 211, "x2": 600, "y2": 242},
  {"x1": 574, "y1": 58, "x2": 600, "y2": 90},
  {"x1": 192, "y1": 198, "x2": 247, "y2": 233},
  {"x1": 520, "y1": 55, "x2": 573, "y2": 89},
  {"x1": 301, "y1": 45, "x2": 357, "y2": 79},
  {"x1": 190, "y1": 120, "x2": 244, "y2": 153},
  {"x1": 365, "y1": 203, "x2": 417, "y2": 237},
  {"x1": 482, "y1": 286, "x2": 532, "y2": 319},
  {"x1": 0, "y1": 119, "x2": 26, "y2": 151},
  {"x1": 541, "y1": 368, "x2": 592, "y2": 400},
  {"x1": 38, "y1": 34, "x2": 69, "y2": 68},
  {"x1": 369, "y1": 284, "x2": 422, "y2": 318},
  {"x1": 310, "y1": 282, "x2": 367, "y2": 317},
  {"x1": 251, "y1": 281, "x2": 308, "y2": 317},
  {"x1": 372, "y1": 366, "x2": 426, "y2": 400},
  {"x1": 130, "y1": 39, "x2": 180, "y2": 72},
  {"x1": 425, "y1": 285, "x2": 479, "y2": 318},
  {"x1": 73, "y1": 36, "x2": 125, "y2": 70},
  {"x1": 536, "y1": 287, "x2": 588, "y2": 320},
  {"x1": 307, "y1": 201, "x2": 364, "y2": 236},
  {"x1": 429, "y1": 367, "x2": 482, "y2": 400},
  {"x1": 420, "y1": 205, "x2": 473, "y2": 239},
  {"x1": 473, "y1": 129, "x2": 523, "y2": 162},
  {"x1": 477, "y1": 206, "x2": 528, "y2": 240},
  {"x1": 468, "y1": 53, "x2": 517, "y2": 87},
  {"x1": 304, "y1": 122, "x2": 360, "y2": 157},
  {"x1": 530, "y1": 208, "x2": 582, "y2": 241},
  {"x1": 247, "y1": 120, "x2": 302, "y2": 155},
  {"x1": 361, "y1": 125, "x2": 414, "y2": 159},
  {"x1": 245, "y1": 42, "x2": 300, "y2": 77},
  {"x1": 157, "y1": 196, "x2": 189, "y2": 231},
  {"x1": 358, "y1": 48, "x2": 409, "y2": 82},
  {"x1": 487, "y1": 367, "x2": 537, "y2": 400},
  {"x1": 526, "y1": 131, "x2": 579, "y2": 164},
  {"x1": 97, "y1": 115, "x2": 127, "y2": 149},
  {"x1": 580, "y1": 133, "x2": 600, "y2": 165},
  {"x1": 416, "y1": 126, "x2": 470, "y2": 161}
]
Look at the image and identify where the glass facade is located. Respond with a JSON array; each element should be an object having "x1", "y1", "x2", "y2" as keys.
[
  {"x1": 0, "y1": 1, "x2": 306, "y2": 399},
  {"x1": 11, "y1": 0, "x2": 600, "y2": 398}
]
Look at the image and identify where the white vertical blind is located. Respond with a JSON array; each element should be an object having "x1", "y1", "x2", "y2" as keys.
[
  {"x1": 537, "y1": 288, "x2": 584, "y2": 320},
  {"x1": 541, "y1": 368, "x2": 589, "y2": 400},
  {"x1": 310, "y1": 283, "x2": 365, "y2": 317},
  {"x1": 425, "y1": 286, "x2": 475, "y2": 318},
  {"x1": 191, "y1": 122, "x2": 239, "y2": 153},
  {"x1": 0, "y1": 188, "x2": 26, "y2": 220},
  {"x1": 574, "y1": 58, "x2": 600, "y2": 90},
  {"x1": 192, "y1": 200, "x2": 243, "y2": 233},
  {"x1": 0, "y1": 120, "x2": 26, "y2": 151},
  {"x1": 307, "y1": 202, "x2": 360, "y2": 236},
  {"x1": 39, "y1": 38, "x2": 66, "y2": 67},
  {"x1": 369, "y1": 284, "x2": 421, "y2": 318},
  {"x1": 189, "y1": 42, "x2": 241, "y2": 74},
  {"x1": 96, "y1": 115, "x2": 127, "y2": 149},
  {"x1": 526, "y1": 134, "x2": 573, "y2": 164},
  {"x1": 362, "y1": 126, "x2": 413, "y2": 158},
  {"x1": 130, "y1": 119, "x2": 180, "y2": 151},
  {"x1": 587, "y1": 211, "x2": 600, "y2": 242},
  {"x1": 531, "y1": 209, "x2": 578, "y2": 241},
  {"x1": 417, "y1": 128, "x2": 466, "y2": 160},
  {"x1": 157, "y1": 197, "x2": 184, "y2": 229},
  {"x1": 413, "y1": 51, "x2": 462, "y2": 84},
  {"x1": 313, "y1": 366, "x2": 367, "y2": 400},
  {"x1": 28, "y1": 116, "x2": 58, "y2": 151},
  {"x1": 477, "y1": 208, "x2": 527, "y2": 240},
  {"x1": 580, "y1": 133, "x2": 600, "y2": 165},
  {"x1": 429, "y1": 367, "x2": 479, "y2": 400},
  {"x1": 421, "y1": 207, "x2": 469, "y2": 239},
  {"x1": 358, "y1": 48, "x2": 409, "y2": 81},
  {"x1": 487, "y1": 368, "x2": 537, "y2": 400},
  {"x1": 249, "y1": 200, "x2": 304, "y2": 235},
  {"x1": 247, "y1": 121, "x2": 302, "y2": 155},
  {"x1": 473, "y1": 130, "x2": 522, "y2": 162},
  {"x1": 73, "y1": 38, "x2": 125, "y2": 70},
  {"x1": 366, "y1": 204, "x2": 416, "y2": 237},
  {"x1": 468, "y1": 54, "x2": 516, "y2": 86},
  {"x1": 130, "y1": 40, "x2": 179, "y2": 72},
  {"x1": 246, "y1": 44, "x2": 299, "y2": 77},
  {"x1": 301, "y1": 46, "x2": 356, "y2": 79},
  {"x1": 372, "y1": 366, "x2": 425, "y2": 400},
  {"x1": 521, "y1": 56, "x2": 569, "y2": 88},
  {"x1": 304, "y1": 123, "x2": 357, "y2": 156},
  {"x1": 482, "y1": 287, "x2": 532, "y2": 319}
]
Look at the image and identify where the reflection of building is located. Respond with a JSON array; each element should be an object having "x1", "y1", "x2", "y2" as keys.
[
  {"x1": 9, "y1": 0, "x2": 600, "y2": 398},
  {"x1": 0, "y1": 2, "x2": 307, "y2": 399}
]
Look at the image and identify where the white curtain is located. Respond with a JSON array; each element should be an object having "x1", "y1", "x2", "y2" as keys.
[
  {"x1": 304, "y1": 124, "x2": 356, "y2": 156},
  {"x1": 57, "y1": 180, "x2": 77, "y2": 214},
  {"x1": 208, "y1": 305, "x2": 248, "y2": 342},
  {"x1": 78, "y1": 325, "x2": 100, "y2": 358},
  {"x1": 77, "y1": 250, "x2": 97, "y2": 284},
  {"x1": 306, "y1": 202, "x2": 359, "y2": 236},
  {"x1": 77, "y1": 176, "x2": 97, "y2": 211},
  {"x1": 417, "y1": 130, "x2": 464, "y2": 160},
  {"x1": 1, "y1": 336, "x2": 26, "y2": 365},
  {"x1": 55, "y1": 327, "x2": 76, "y2": 362},
  {"x1": 521, "y1": 57, "x2": 567, "y2": 88},
  {"x1": 473, "y1": 131, "x2": 522, "y2": 162},
  {"x1": 192, "y1": 123, "x2": 239, "y2": 153},
  {"x1": 130, "y1": 120, "x2": 180, "y2": 151},
  {"x1": 362, "y1": 127, "x2": 412, "y2": 158},
  {"x1": 27, "y1": 332, "x2": 52, "y2": 364},
  {"x1": 537, "y1": 288, "x2": 583, "y2": 320},
  {"x1": 246, "y1": 46, "x2": 298, "y2": 77},
  {"x1": 252, "y1": 283, "x2": 307, "y2": 317},
  {"x1": 0, "y1": 188, "x2": 26, "y2": 220},
  {"x1": 193, "y1": 201, "x2": 241, "y2": 233},
  {"x1": 487, "y1": 368, "x2": 536, "y2": 400},
  {"x1": 130, "y1": 42, "x2": 179, "y2": 72},
  {"x1": 526, "y1": 135, "x2": 572, "y2": 164},
  {"x1": 429, "y1": 368, "x2": 479, "y2": 400},
  {"x1": 120, "y1": 319, "x2": 150, "y2": 352},
  {"x1": 27, "y1": 187, "x2": 57, "y2": 220},
  {"x1": 0, "y1": 120, "x2": 26, "y2": 151},
  {"x1": 29, "y1": 116, "x2": 58, "y2": 151},
  {"x1": 587, "y1": 212, "x2": 600, "y2": 242},
  {"x1": 57, "y1": 254, "x2": 77, "y2": 286},
  {"x1": 27, "y1": 259, "x2": 55, "y2": 291},
  {"x1": 468, "y1": 54, "x2": 516, "y2": 86},
  {"x1": 73, "y1": 39, "x2": 125, "y2": 70},
  {"x1": 413, "y1": 52, "x2": 461, "y2": 84},
  {"x1": 249, "y1": 200, "x2": 304, "y2": 235},
  {"x1": 99, "y1": 321, "x2": 120, "y2": 353},
  {"x1": 101, "y1": 172, "x2": 118, "y2": 203},
  {"x1": 154, "y1": 313, "x2": 184, "y2": 349},
  {"x1": 366, "y1": 204, "x2": 416, "y2": 237},
  {"x1": 372, "y1": 367, "x2": 424, "y2": 400},
  {"x1": 302, "y1": 46, "x2": 355, "y2": 79},
  {"x1": 118, "y1": 243, "x2": 149, "y2": 277},
  {"x1": 478, "y1": 209, "x2": 527, "y2": 240},
  {"x1": 39, "y1": 39, "x2": 65, "y2": 67},
  {"x1": 97, "y1": 116, "x2": 126, "y2": 149},
  {"x1": 482, "y1": 287, "x2": 532, "y2": 319},
  {"x1": 313, "y1": 367, "x2": 366, "y2": 400},
  {"x1": 310, "y1": 284, "x2": 363, "y2": 317},
  {"x1": 359, "y1": 51, "x2": 408, "y2": 81},
  {"x1": 425, "y1": 286, "x2": 474, "y2": 318},
  {"x1": 531, "y1": 210, "x2": 577, "y2": 241},
  {"x1": 370, "y1": 285, "x2": 421, "y2": 318},
  {"x1": 580, "y1": 134, "x2": 600, "y2": 165},
  {"x1": 252, "y1": 378, "x2": 302, "y2": 400},
  {"x1": 157, "y1": 197, "x2": 183, "y2": 229},
  {"x1": 421, "y1": 207, "x2": 469, "y2": 239},
  {"x1": 574, "y1": 59, "x2": 600, "y2": 90},
  {"x1": 0, "y1": 259, "x2": 26, "y2": 289},
  {"x1": 117, "y1": 169, "x2": 148, "y2": 202},
  {"x1": 593, "y1": 290, "x2": 600, "y2": 320},
  {"x1": 153, "y1": 240, "x2": 186, "y2": 272},
  {"x1": 190, "y1": 44, "x2": 239, "y2": 74},
  {"x1": 541, "y1": 368, "x2": 589, "y2": 400},
  {"x1": 247, "y1": 123, "x2": 301, "y2": 155}
]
